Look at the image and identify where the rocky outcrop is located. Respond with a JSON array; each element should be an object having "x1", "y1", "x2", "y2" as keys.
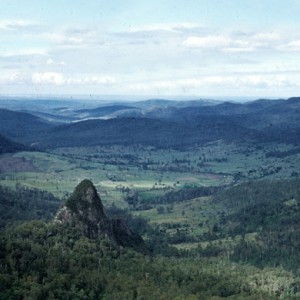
[{"x1": 54, "y1": 179, "x2": 147, "y2": 253}]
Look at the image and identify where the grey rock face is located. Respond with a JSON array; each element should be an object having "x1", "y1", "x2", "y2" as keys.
[{"x1": 54, "y1": 179, "x2": 148, "y2": 253}]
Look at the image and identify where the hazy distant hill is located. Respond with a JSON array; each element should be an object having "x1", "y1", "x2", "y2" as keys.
[
  {"x1": 89, "y1": 98, "x2": 287, "y2": 127},
  {"x1": 69, "y1": 100, "x2": 221, "y2": 120},
  {"x1": 70, "y1": 99, "x2": 223, "y2": 121},
  {"x1": 75, "y1": 105, "x2": 137, "y2": 116},
  {"x1": 227, "y1": 97, "x2": 300, "y2": 130},
  {"x1": 135, "y1": 97, "x2": 300, "y2": 133},
  {"x1": 2, "y1": 97, "x2": 300, "y2": 149},
  {"x1": 0, "y1": 109, "x2": 54, "y2": 145},
  {"x1": 132, "y1": 98, "x2": 221, "y2": 108},
  {"x1": 18, "y1": 110, "x2": 75, "y2": 124},
  {"x1": 136, "y1": 98, "x2": 286, "y2": 123}
]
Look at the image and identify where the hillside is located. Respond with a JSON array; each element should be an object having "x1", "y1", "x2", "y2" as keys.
[
  {"x1": 35, "y1": 117, "x2": 262, "y2": 149},
  {"x1": 75, "y1": 105, "x2": 138, "y2": 119},
  {"x1": 0, "y1": 135, "x2": 29, "y2": 154},
  {"x1": 136, "y1": 98, "x2": 300, "y2": 130},
  {"x1": 0, "y1": 109, "x2": 54, "y2": 145},
  {"x1": 209, "y1": 179, "x2": 300, "y2": 272}
]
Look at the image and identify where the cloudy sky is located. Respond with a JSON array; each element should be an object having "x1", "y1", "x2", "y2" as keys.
[{"x1": 1, "y1": 0, "x2": 300, "y2": 99}]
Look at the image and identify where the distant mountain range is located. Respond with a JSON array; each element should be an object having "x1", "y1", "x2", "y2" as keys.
[{"x1": 1, "y1": 97, "x2": 300, "y2": 149}]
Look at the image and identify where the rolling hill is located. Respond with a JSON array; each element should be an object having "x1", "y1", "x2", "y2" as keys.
[
  {"x1": 36, "y1": 116, "x2": 261, "y2": 149},
  {"x1": 75, "y1": 104, "x2": 137, "y2": 118},
  {"x1": 0, "y1": 109, "x2": 54, "y2": 145}
]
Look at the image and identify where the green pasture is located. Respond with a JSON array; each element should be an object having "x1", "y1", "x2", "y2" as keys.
[
  {"x1": 0, "y1": 148, "x2": 228, "y2": 207},
  {"x1": 2, "y1": 141, "x2": 300, "y2": 253},
  {"x1": 1, "y1": 141, "x2": 300, "y2": 207}
]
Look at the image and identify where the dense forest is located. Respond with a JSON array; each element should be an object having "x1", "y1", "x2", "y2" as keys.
[
  {"x1": 212, "y1": 180, "x2": 300, "y2": 273},
  {"x1": 1, "y1": 218, "x2": 298, "y2": 299},
  {"x1": 0, "y1": 184, "x2": 61, "y2": 227}
]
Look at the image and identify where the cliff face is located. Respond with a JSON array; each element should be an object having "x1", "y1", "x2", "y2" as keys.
[
  {"x1": 54, "y1": 179, "x2": 147, "y2": 253},
  {"x1": 55, "y1": 180, "x2": 113, "y2": 239}
]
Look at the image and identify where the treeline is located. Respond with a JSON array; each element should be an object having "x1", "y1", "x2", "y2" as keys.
[
  {"x1": 213, "y1": 179, "x2": 300, "y2": 213},
  {"x1": 0, "y1": 184, "x2": 61, "y2": 227},
  {"x1": 152, "y1": 185, "x2": 222, "y2": 204},
  {"x1": 232, "y1": 230, "x2": 300, "y2": 273},
  {"x1": 125, "y1": 185, "x2": 223, "y2": 210},
  {"x1": 265, "y1": 147, "x2": 300, "y2": 158}
]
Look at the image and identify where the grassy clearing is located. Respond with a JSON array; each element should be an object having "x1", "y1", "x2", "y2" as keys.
[{"x1": 133, "y1": 195, "x2": 222, "y2": 240}]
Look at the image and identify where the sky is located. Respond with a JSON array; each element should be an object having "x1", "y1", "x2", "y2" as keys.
[{"x1": 1, "y1": 0, "x2": 300, "y2": 99}]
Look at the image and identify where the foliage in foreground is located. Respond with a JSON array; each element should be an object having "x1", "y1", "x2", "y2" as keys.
[{"x1": 1, "y1": 221, "x2": 300, "y2": 299}]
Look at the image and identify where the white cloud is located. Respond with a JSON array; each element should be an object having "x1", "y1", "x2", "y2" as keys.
[
  {"x1": 182, "y1": 36, "x2": 230, "y2": 49},
  {"x1": 68, "y1": 37, "x2": 84, "y2": 44},
  {"x1": 128, "y1": 22, "x2": 201, "y2": 33},
  {"x1": 0, "y1": 19, "x2": 38, "y2": 31},
  {"x1": 46, "y1": 58, "x2": 55, "y2": 65},
  {"x1": 126, "y1": 73, "x2": 300, "y2": 95},
  {"x1": 67, "y1": 75, "x2": 116, "y2": 85},
  {"x1": 2, "y1": 20, "x2": 300, "y2": 96},
  {"x1": 241, "y1": 75, "x2": 294, "y2": 88},
  {"x1": 46, "y1": 58, "x2": 65, "y2": 65},
  {"x1": 0, "y1": 72, "x2": 23, "y2": 84},
  {"x1": 278, "y1": 40, "x2": 300, "y2": 51},
  {"x1": 182, "y1": 31, "x2": 285, "y2": 53},
  {"x1": 253, "y1": 32, "x2": 280, "y2": 41},
  {"x1": 41, "y1": 27, "x2": 101, "y2": 47},
  {"x1": 0, "y1": 48, "x2": 48, "y2": 57},
  {"x1": 41, "y1": 32, "x2": 66, "y2": 43},
  {"x1": 31, "y1": 72, "x2": 116, "y2": 86},
  {"x1": 223, "y1": 47, "x2": 256, "y2": 53},
  {"x1": 127, "y1": 77, "x2": 232, "y2": 93},
  {"x1": 32, "y1": 72, "x2": 65, "y2": 85},
  {"x1": 177, "y1": 77, "x2": 235, "y2": 89}
]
